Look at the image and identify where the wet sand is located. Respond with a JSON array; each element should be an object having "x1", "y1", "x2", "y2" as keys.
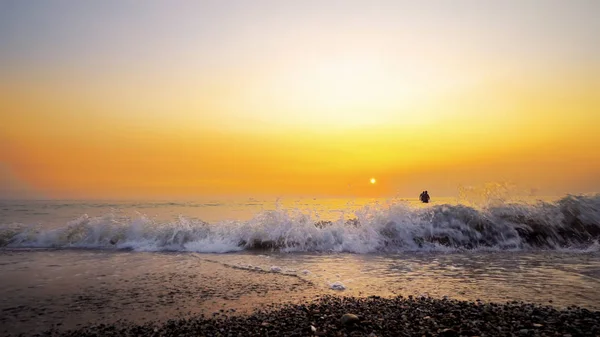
[
  {"x1": 2, "y1": 249, "x2": 600, "y2": 336},
  {"x1": 1, "y1": 250, "x2": 317, "y2": 336}
]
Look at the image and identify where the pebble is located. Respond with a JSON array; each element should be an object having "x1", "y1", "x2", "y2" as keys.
[
  {"x1": 329, "y1": 281, "x2": 346, "y2": 290},
  {"x1": 341, "y1": 313, "x2": 360, "y2": 325},
  {"x1": 440, "y1": 328, "x2": 458, "y2": 337}
]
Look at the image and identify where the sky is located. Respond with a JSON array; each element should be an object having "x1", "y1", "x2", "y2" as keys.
[{"x1": 1, "y1": 0, "x2": 599, "y2": 200}]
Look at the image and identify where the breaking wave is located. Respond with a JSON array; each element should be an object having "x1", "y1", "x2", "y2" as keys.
[{"x1": 1, "y1": 195, "x2": 599, "y2": 253}]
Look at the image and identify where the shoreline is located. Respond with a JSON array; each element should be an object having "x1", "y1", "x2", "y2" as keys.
[{"x1": 2, "y1": 249, "x2": 600, "y2": 336}]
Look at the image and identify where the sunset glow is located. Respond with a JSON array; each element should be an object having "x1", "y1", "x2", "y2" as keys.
[{"x1": 1, "y1": 1, "x2": 599, "y2": 199}]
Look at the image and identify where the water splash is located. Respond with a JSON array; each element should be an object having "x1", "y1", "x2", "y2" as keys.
[{"x1": 1, "y1": 194, "x2": 599, "y2": 253}]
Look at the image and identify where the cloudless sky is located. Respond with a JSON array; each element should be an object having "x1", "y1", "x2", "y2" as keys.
[{"x1": 1, "y1": 0, "x2": 599, "y2": 199}]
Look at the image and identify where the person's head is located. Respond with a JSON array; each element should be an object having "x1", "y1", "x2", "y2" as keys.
[{"x1": 425, "y1": 190, "x2": 428, "y2": 194}]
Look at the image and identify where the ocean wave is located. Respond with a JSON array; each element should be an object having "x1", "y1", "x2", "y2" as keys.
[{"x1": 1, "y1": 194, "x2": 599, "y2": 253}]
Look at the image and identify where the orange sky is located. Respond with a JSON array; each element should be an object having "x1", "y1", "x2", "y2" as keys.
[{"x1": 1, "y1": 1, "x2": 599, "y2": 199}]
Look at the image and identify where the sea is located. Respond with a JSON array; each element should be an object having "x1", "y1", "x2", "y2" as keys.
[{"x1": 1, "y1": 195, "x2": 600, "y2": 335}]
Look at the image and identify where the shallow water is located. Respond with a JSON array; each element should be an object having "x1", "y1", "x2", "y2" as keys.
[
  {"x1": 1, "y1": 196, "x2": 599, "y2": 335},
  {"x1": 203, "y1": 250, "x2": 600, "y2": 307},
  {"x1": 1, "y1": 249, "x2": 600, "y2": 335}
]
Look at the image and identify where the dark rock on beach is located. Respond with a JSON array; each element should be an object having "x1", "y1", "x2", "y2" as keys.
[
  {"x1": 340, "y1": 313, "x2": 360, "y2": 326},
  {"x1": 37, "y1": 295, "x2": 600, "y2": 337}
]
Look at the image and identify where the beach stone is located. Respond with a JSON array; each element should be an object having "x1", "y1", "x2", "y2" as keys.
[
  {"x1": 341, "y1": 313, "x2": 360, "y2": 325},
  {"x1": 439, "y1": 328, "x2": 458, "y2": 337},
  {"x1": 330, "y1": 281, "x2": 346, "y2": 291}
]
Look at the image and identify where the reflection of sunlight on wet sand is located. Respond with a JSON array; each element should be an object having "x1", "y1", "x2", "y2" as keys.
[
  {"x1": 2, "y1": 249, "x2": 600, "y2": 335},
  {"x1": 0, "y1": 251, "x2": 322, "y2": 335},
  {"x1": 206, "y1": 251, "x2": 600, "y2": 309}
]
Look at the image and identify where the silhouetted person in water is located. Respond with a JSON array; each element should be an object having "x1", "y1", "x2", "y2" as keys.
[{"x1": 420, "y1": 190, "x2": 430, "y2": 203}]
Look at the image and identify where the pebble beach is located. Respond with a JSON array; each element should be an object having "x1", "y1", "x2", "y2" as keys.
[{"x1": 40, "y1": 295, "x2": 600, "y2": 337}]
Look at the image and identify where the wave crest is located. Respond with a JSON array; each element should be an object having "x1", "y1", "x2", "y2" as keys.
[{"x1": 1, "y1": 194, "x2": 599, "y2": 253}]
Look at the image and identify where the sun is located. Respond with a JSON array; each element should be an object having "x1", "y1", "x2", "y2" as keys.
[{"x1": 370, "y1": 178, "x2": 376, "y2": 184}]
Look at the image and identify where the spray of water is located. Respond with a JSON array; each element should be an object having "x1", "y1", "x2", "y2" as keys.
[{"x1": 1, "y1": 194, "x2": 599, "y2": 253}]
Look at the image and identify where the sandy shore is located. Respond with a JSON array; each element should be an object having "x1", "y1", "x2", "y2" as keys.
[
  {"x1": 2, "y1": 249, "x2": 600, "y2": 336},
  {"x1": 1, "y1": 252, "x2": 318, "y2": 336}
]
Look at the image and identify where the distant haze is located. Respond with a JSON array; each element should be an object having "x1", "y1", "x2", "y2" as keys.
[{"x1": 1, "y1": 1, "x2": 599, "y2": 199}]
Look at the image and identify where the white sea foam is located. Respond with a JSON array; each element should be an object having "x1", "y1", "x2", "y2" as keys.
[{"x1": 1, "y1": 194, "x2": 599, "y2": 253}]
